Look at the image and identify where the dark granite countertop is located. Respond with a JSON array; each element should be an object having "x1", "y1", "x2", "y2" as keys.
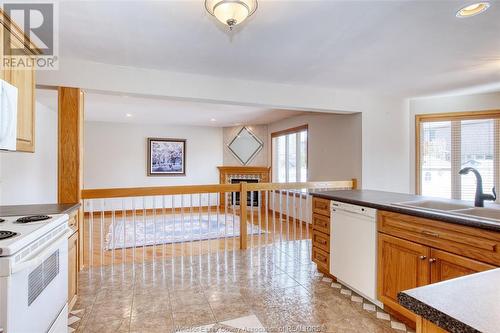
[
  {"x1": 0, "y1": 203, "x2": 80, "y2": 217},
  {"x1": 311, "y1": 190, "x2": 500, "y2": 232},
  {"x1": 398, "y1": 268, "x2": 500, "y2": 333}
]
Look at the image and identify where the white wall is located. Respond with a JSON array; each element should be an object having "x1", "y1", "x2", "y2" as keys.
[
  {"x1": 84, "y1": 122, "x2": 223, "y2": 189},
  {"x1": 223, "y1": 125, "x2": 268, "y2": 166},
  {"x1": 0, "y1": 102, "x2": 58, "y2": 205},
  {"x1": 268, "y1": 113, "x2": 363, "y2": 184},
  {"x1": 362, "y1": 97, "x2": 410, "y2": 193},
  {"x1": 39, "y1": 59, "x2": 412, "y2": 194},
  {"x1": 409, "y1": 91, "x2": 500, "y2": 193}
]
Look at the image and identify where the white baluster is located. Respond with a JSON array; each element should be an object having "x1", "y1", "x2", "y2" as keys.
[
  {"x1": 199, "y1": 193, "x2": 202, "y2": 256},
  {"x1": 132, "y1": 198, "x2": 137, "y2": 265},
  {"x1": 190, "y1": 194, "x2": 194, "y2": 260},
  {"x1": 142, "y1": 196, "x2": 146, "y2": 264},
  {"x1": 153, "y1": 195, "x2": 157, "y2": 263},
  {"x1": 122, "y1": 198, "x2": 126, "y2": 266},
  {"x1": 89, "y1": 200, "x2": 94, "y2": 267},
  {"x1": 250, "y1": 191, "x2": 254, "y2": 248},
  {"x1": 162, "y1": 195, "x2": 166, "y2": 262},
  {"x1": 111, "y1": 201, "x2": 115, "y2": 267},
  {"x1": 265, "y1": 191, "x2": 269, "y2": 246},
  {"x1": 293, "y1": 191, "x2": 297, "y2": 242},
  {"x1": 100, "y1": 199, "x2": 104, "y2": 267}
]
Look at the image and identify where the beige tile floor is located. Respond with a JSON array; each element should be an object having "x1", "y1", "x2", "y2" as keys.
[{"x1": 69, "y1": 240, "x2": 413, "y2": 333}]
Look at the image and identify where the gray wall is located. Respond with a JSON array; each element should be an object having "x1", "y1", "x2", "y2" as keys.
[{"x1": 268, "y1": 113, "x2": 362, "y2": 184}]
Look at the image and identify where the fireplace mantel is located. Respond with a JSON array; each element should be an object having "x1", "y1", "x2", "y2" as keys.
[
  {"x1": 218, "y1": 166, "x2": 271, "y2": 208},
  {"x1": 217, "y1": 166, "x2": 271, "y2": 184}
]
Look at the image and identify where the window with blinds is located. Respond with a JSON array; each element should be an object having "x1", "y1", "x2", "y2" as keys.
[
  {"x1": 272, "y1": 125, "x2": 308, "y2": 183},
  {"x1": 417, "y1": 113, "x2": 499, "y2": 201}
]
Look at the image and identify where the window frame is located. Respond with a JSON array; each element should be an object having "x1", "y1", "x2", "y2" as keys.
[
  {"x1": 415, "y1": 110, "x2": 500, "y2": 197},
  {"x1": 271, "y1": 124, "x2": 308, "y2": 183}
]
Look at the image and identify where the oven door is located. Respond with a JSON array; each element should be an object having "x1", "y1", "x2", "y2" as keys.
[{"x1": 0, "y1": 229, "x2": 69, "y2": 333}]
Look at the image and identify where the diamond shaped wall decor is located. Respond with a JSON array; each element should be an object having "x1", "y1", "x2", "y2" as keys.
[{"x1": 227, "y1": 127, "x2": 263, "y2": 165}]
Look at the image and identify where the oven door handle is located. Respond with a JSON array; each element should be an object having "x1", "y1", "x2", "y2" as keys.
[{"x1": 11, "y1": 228, "x2": 71, "y2": 274}]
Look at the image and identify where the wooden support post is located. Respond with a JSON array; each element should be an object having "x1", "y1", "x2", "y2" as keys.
[
  {"x1": 240, "y1": 182, "x2": 248, "y2": 250},
  {"x1": 58, "y1": 87, "x2": 84, "y2": 204},
  {"x1": 58, "y1": 87, "x2": 85, "y2": 270}
]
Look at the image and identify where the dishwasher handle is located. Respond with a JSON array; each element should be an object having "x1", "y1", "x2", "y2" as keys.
[{"x1": 331, "y1": 201, "x2": 377, "y2": 218}]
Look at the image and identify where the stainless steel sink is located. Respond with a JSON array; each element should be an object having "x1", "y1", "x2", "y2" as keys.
[
  {"x1": 394, "y1": 200, "x2": 472, "y2": 211},
  {"x1": 452, "y1": 208, "x2": 500, "y2": 221},
  {"x1": 394, "y1": 199, "x2": 500, "y2": 222}
]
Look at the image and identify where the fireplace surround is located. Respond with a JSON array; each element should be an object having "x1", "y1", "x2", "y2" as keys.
[{"x1": 217, "y1": 166, "x2": 271, "y2": 207}]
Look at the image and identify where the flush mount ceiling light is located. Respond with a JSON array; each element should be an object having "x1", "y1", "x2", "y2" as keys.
[
  {"x1": 205, "y1": 0, "x2": 258, "y2": 30},
  {"x1": 456, "y1": 2, "x2": 491, "y2": 17}
]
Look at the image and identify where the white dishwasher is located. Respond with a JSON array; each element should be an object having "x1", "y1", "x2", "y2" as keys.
[{"x1": 330, "y1": 200, "x2": 382, "y2": 307}]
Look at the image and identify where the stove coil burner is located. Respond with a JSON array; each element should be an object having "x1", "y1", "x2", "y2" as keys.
[
  {"x1": 16, "y1": 215, "x2": 50, "y2": 223},
  {"x1": 0, "y1": 231, "x2": 18, "y2": 240}
]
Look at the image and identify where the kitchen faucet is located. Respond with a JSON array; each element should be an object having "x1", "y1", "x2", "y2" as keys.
[{"x1": 458, "y1": 167, "x2": 496, "y2": 207}]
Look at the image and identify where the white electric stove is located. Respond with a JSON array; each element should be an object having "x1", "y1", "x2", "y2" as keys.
[{"x1": 0, "y1": 214, "x2": 70, "y2": 333}]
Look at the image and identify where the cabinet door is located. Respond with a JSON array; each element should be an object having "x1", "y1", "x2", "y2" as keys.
[
  {"x1": 0, "y1": 23, "x2": 11, "y2": 81},
  {"x1": 68, "y1": 231, "x2": 78, "y2": 309},
  {"x1": 378, "y1": 233, "x2": 430, "y2": 320},
  {"x1": 9, "y1": 61, "x2": 35, "y2": 152},
  {"x1": 430, "y1": 249, "x2": 496, "y2": 283}
]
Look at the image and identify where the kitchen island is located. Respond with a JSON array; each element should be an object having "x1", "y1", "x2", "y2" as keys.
[{"x1": 399, "y1": 268, "x2": 500, "y2": 333}]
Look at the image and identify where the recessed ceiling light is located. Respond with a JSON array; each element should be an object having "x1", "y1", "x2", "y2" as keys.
[
  {"x1": 125, "y1": 113, "x2": 133, "y2": 118},
  {"x1": 210, "y1": 118, "x2": 217, "y2": 122},
  {"x1": 456, "y1": 2, "x2": 491, "y2": 18}
]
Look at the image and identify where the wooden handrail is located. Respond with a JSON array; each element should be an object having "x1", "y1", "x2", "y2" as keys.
[
  {"x1": 81, "y1": 183, "x2": 241, "y2": 199},
  {"x1": 245, "y1": 180, "x2": 354, "y2": 191},
  {"x1": 81, "y1": 179, "x2": 357, "y2": 200}
]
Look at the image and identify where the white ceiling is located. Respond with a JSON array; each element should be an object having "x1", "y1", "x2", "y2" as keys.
[
  {"x1": 55, "y1": 0, "x2": 500, "y2": 97},
  {"x1": 36, "y1": 89, "x2": 309, "y2": 126}
]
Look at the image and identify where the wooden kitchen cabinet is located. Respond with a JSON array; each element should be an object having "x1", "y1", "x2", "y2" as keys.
[
  {"x1": 9, "y1": 61, "x2": 35, "y2": 152},
  {"x1": 378, "y1": 210, "x2": 499, "y2": 322},
  {"x1": 67, "y1": 210, "x2": 80, "y2": 310},
  {"x1": 0, "y1": 10, "x2": 37, "y2": 152},
  {"x1": 378, "y1": 233, "x2": 430, "y2": 320},
  {"x1": 312, "y1": 197, "x2": 332, "y2": 276},
  {"x1": 68, "y1": 231, "x2": 78, "y2": 309},
  {"x1": 429, "y1": 248, "x2": 495, "y2": 283},
  {"x1": 312, "y1": 197, "x2": 331, "y2": 216}
]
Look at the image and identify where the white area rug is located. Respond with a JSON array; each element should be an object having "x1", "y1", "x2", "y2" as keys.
[{"x1": 105, "y1": 214, "x2": 265, "y2": 250}]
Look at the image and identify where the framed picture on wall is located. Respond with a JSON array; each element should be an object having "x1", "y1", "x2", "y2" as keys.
[{"x1": 147, "y1": 138, "x2": 186, "y2": 176}]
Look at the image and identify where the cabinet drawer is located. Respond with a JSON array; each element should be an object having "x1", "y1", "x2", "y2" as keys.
[
  {"x1": 312, "y1": 197, "x2": 330, "y2": 217},
  {"x1": 378, "y1": 210, "x2": 500, "y2": 266},
  {"x1": 312, "y1": 229, "x2": 330, "y2": 252},
  {"x1": 312, "y1": 213, "x2": 330, "y2": 234},
  {"x1": 312, "y1": 246, "x2": 330, "y2": 272}
]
